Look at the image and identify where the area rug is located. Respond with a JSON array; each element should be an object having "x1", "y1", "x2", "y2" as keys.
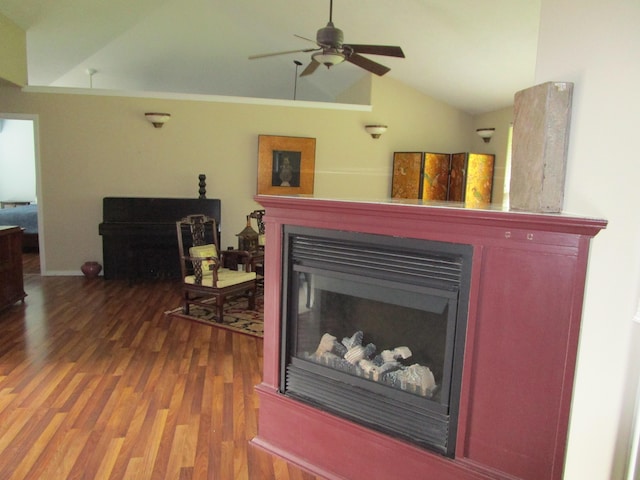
[{"x1": 165, "y1": 296, "x2": 264, "y2": 338}]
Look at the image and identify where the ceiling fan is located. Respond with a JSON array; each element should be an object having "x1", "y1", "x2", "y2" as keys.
[{"x1": 248, "y1": 0, "x2": 405, "y2": 77}]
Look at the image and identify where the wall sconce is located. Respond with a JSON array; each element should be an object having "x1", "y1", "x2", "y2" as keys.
[
  {"x1": 476, "y1": 128, "x2": 495, "y2": 143},
  {"x1": 145, "y1": 112, "x2": 171, "y2": 128},
  {"x1": 365, "y1": 125, "x2": 388, "y2": 139}
]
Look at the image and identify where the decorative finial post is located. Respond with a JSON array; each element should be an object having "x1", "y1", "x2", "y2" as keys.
[{"x1": 198, "y1": 174, "x2": 206, "y2": 199}]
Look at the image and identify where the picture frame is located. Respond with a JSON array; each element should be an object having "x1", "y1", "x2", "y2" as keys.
[{"x1": 257, "y1": 135, "x2": 316, "y2": 195}]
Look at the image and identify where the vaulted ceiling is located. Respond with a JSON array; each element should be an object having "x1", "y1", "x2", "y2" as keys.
[{"x1": 0, "y1": 0, "x2": 540, "y2": 114}]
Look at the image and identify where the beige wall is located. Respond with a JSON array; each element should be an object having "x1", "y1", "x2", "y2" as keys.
[
  {"x1": 0, "y1": 76, "x2": 489, "y2": 274},
  {"x1": 0, "y1": 13, "x2": 27, "y2": 87},
  {"x1": 533, "y1": 1, "x2": 640, "y2": 478}
]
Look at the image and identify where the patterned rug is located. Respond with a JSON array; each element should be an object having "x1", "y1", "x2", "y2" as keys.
[{"x1": 165, "y1": 295, "x2": 264, "y2": 338}]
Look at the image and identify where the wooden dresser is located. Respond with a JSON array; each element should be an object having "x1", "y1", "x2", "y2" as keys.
[{"x1": 0, "y1": 226, "x2": 26, "y2": 311}]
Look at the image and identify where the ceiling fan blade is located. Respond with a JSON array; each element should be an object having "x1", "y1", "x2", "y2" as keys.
[
  {"x1": 300, "y1": 60, "x2": 321, "y2": 77},
  {"x1": 346, "y1": 44, "x2": 405, "y2": 58},
  {"x1": 346, "y1": 53, "x2": 391, "y2": 76},
  {"x1": 294, "y1": 34, "x2": 331, "y2": 49},
  {"x1": 294, "y1": 34, "x2": 317, "y2": 44},
  {"x1": 249, "y1": 48, "x2": 317, "y2": 60},
  {"x1": 300, "y1": 62, "x2": 319, "y2": 77}
]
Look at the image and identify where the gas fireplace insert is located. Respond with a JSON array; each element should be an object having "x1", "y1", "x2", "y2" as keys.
[{"x1": 280, "y1": 225, "x2": 472, "y2": 456}]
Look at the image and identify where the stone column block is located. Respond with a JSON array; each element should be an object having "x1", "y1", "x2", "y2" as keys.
[{"x1": 510, "y1": 81, "x2": 573, "y2": 213}]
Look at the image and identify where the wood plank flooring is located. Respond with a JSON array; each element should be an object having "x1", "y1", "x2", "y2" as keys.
[{"x1": 0, "y1": 256, "x2": 324, "y2": 480}]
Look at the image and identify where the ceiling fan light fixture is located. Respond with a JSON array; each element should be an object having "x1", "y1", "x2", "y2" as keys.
[{"x1": 312, "y1": 50, "x2": 345, "y2": 68}]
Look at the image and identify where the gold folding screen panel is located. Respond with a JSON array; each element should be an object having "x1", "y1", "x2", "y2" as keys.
[
  {"x1": 421, "y1": 153, "x2": 451, "y2": 201},
  {"x1": 391, "y1": 152, "x2": 423, "y2": 199},
  {"x1": 462, "y1": 153, "x2": 495, "y2": 207}
]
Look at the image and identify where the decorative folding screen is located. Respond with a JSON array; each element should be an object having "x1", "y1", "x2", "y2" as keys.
[{"x1": 392, "y1": 152, "x2": 495, "y2": 205}]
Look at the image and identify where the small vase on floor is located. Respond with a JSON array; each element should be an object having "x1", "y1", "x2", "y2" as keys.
[{"x1": 81, "y1": 261, "x2": 102, "y2": 279}]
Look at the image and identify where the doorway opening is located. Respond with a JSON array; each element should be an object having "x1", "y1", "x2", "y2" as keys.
[{"x1": 0, "y1": 114, "x2": 43, "y2": 273}]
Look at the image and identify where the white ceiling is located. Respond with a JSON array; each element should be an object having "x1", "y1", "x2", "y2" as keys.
[{"x1": 0, "y1": 0, "x2": 541, "y2": 115}]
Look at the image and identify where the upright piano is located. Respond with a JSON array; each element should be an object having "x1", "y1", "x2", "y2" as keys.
[{"x1": 99, "y1": 197, "x2": 221, "y2": 281}]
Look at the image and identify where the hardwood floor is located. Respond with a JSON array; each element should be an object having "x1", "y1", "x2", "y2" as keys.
[
  {"x1": 0, "y1": 257, "x2": 323, "y2": 479},
  {"x1": 22, "y1": 251, "x2": 40, "y2": 275}
]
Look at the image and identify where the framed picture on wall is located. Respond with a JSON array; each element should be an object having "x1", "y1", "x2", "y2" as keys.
[{"x1": 257, "y1": 135, "x2": 316, "y2": 195}]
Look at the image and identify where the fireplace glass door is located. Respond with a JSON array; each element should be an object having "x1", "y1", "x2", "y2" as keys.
[{"x1": 280, "y1": 226, "x2": 472, "y2": 456}]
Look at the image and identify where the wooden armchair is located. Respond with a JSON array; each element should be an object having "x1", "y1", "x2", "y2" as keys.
[{"x1": 176, "y1": 214, "x2": 257, "y2": 321}]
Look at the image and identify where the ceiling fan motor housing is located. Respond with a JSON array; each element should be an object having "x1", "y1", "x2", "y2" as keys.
[{"x1": 317, "y1": 23, "x2": 344, "y2": 48}]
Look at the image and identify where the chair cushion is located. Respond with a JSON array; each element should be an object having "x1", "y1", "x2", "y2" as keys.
[
  {"x1": 189, "y1": 244, "x2": 218, "y2": 273},
  {"x1": 185, "y1": 268, "x2": 257, "y2": 287}
]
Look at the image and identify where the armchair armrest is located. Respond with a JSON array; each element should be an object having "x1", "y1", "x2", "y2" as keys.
[
  {"x1": 184, "y1": 254, "x2": 222, "y2": 283},
  {"x1": 184, "y1": 254, "x2": 221, "y2": 267}
]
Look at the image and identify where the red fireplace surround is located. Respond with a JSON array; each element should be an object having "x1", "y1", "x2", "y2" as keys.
[{"x1": 251, "y1": 195, "x2": 606, "y2": 480}]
